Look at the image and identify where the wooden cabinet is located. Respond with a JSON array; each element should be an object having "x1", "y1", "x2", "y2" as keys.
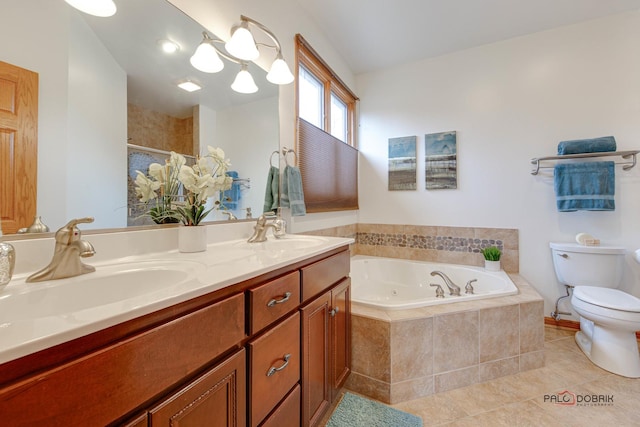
[
  {"x1": 0, "y1": 245, "x2": 350, "y2": 427},
  {"x1": 300, "y1": 250, "x2": 351, "y2": 427},
  {"x1": 149, "y1": 349, "x2": 246, "y2": 427}
]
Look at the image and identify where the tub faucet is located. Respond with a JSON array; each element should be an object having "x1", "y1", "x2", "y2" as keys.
[
  {"x1": 27, "y1": 217, "x2": 96, "y2": 283},
  {"x1": 430, "y1": 271, "x2": 461, "y2": 296}
]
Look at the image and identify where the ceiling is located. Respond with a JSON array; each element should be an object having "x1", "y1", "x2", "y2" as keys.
[
  {"x1": 293, "y1": 0, "x2": 640, "y2": 74},
  {"x1": 81, "y1": 0, "x2": 277, "y2": 118}
]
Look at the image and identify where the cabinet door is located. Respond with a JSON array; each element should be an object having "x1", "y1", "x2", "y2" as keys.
[
  {"x1": 331, "y1": 278, "x2": 351, "y2": 402},
  {"x1": 300, "y1": 291, "x2": 331, "y2": 427},
  {"x1": 149, "y1": 349, "x2": 246, "y2": 427}
]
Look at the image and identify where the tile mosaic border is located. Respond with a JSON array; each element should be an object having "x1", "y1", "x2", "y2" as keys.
[{"x1": 303, "y1": 223, "x2": 519, "y2": 272}]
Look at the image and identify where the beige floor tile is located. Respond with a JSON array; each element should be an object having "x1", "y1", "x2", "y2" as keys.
[
  {"x1": 544, "y1": 325, "x2": 576, "y2": 342},
  {"x1": 392, "y1": 393, "x2": 469, "y2": 426}
]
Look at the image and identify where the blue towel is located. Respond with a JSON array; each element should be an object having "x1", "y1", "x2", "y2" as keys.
[
  {"x1": 557, "y1": 136, "x2": 616, "y2": 155},
  {"x1": 222, "y1": 171, "x2": 240, "y2": 210},
  {"x1": 554, "y1": 161, "x2": 615, "y2": 212},
  {"x1": 263, "y1": 166, "x2": 279, "y2": 213},
  {"x1": 281, "y1": 165, "x2": 306, "y2": 216}
]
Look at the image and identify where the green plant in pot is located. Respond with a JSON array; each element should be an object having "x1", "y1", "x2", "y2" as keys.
[{"x1": 481, "y1": 246, "x2": 502, "y2": 271}]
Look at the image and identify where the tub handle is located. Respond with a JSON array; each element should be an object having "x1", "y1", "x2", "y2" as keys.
[
  {"x1": 267, "y1": 292, "x2": 292, "y2": 307},
  {"x1": 330, "y1": 307, "x2": 340, "y2": 317},
  {"x1": 465, "y1": 279, "x2": 477, "y2": 294},
  {"x1": 430, "y1": 284, "x2": 445, "y2": 298}
]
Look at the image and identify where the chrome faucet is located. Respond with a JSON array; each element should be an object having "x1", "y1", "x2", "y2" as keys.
[
  {"x1": 247, "y1": 214, "x2": 280, "y2": 243},
  {"x1": 430, "y1": 271, "x2": 461, "y2": 296},
  {"x1": 27, "y1": 217, "x2": 96, "y2": 282}
]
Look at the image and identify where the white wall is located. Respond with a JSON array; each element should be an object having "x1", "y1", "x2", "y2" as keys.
[
  {"x1": 1, "y1": 0, "x2": 70, "y2": 230},
  {"x1": 357, "y1": 11, "x2": 640, "y2": 317},
  {"x1": 214, "y1": 96, "x2": 279, "y2": 219},
  {"x1": 67, "y1": 14, "x2": 127, "y2": 229}
]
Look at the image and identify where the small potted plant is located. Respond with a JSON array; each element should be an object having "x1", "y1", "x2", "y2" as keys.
[{"x1": 481, "y1": 246, "x2": 502, "y2": 271}]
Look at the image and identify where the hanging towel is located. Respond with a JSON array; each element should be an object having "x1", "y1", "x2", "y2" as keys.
[
  {"x1": 222, "y1": 171, "x2": 240, "y2": 210},
  {"x1": 281, "y1": 165, "x2": 306, "y2": 216},
  {"x1": 554, "y1": 161, "x2": 615, "y2": 212},
  {"x1": 263, "y1": 166, "x2": 279, "y2": 213},
  {"x1": 557, "y1": 136, "x2": 616, "y2": 155}
]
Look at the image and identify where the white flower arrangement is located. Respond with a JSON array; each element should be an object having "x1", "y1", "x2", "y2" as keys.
[{"x1": 134, "y1": 147, "x2": 233, "y2": 226}]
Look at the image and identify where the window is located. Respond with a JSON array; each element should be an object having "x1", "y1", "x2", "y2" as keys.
[
  {"x1": 295, "y1": 34, "x2": 359, "y2": 212},
  {"x1": 296, "y1": 35, "x2": 357, "y2": 146}
]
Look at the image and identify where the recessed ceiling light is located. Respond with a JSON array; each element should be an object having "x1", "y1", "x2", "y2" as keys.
[
  {"x1": 158, "y1": 39, "x2": 180, "y2": 54},
  {"x1": 177, "y1": 81, "x2": 202, "y2": 92}
]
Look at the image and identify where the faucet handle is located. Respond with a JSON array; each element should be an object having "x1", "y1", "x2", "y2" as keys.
[
  {"x1": 56, "y1": 217, "x2": 94, "y2": 244},
  {"x1": 465, "y1": 279, "x2": 477, "y2": 294},
  {"x1": 430, "y1": 283, "x2": 445, "y2": 298}
]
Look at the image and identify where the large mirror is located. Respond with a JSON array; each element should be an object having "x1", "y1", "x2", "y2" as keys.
[{"x1": 0, "y1": 0, "x2": 279, "y2": 235}]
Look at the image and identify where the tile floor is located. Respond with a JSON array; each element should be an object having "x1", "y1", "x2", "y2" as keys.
[{"x1": 325, "y1": 326, "x2": 640, "y2": 426}]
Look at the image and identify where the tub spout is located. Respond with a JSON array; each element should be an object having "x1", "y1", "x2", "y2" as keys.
[{"x1": 430, "y1": 271, "x2": 461, "y2": 296}]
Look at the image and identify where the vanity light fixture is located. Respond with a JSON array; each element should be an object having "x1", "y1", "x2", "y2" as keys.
[
  {"x1": 64, "y1": 0, "x2": 117, "y2": 17},
  {"x1": 189, "y1": 15, "x2": 294, "y2": 94},
  {"x1": 190, "y1": 32, "x2": 225, "y2": 73},
  {"x1": 230, "y1": 63, "x2": 258, "y2": 94},
  {"x1": 177, "y1": 81, "x2": 202, "y2": 92}
]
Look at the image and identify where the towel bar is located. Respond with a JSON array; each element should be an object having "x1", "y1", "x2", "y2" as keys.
[{"x1": 531, "y1": 150, "x2": 639, "y2": 175}]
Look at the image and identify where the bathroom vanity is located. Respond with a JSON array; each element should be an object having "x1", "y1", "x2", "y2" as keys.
[{"x1": 0, "y1": 235, "x2": 351, "y2": 427}]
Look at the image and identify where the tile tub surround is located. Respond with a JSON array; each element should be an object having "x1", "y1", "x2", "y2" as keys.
[
  {"x1": 303, "y1": 224, "x2": 519, "y2": 273},
  {"x1": 345, "y1": 274, "x2": 544, "y2": 404}
]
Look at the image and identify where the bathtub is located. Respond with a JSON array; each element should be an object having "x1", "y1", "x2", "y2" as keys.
[{"x1": 350, "y1": 255, "x2": 518, "y2": 310}]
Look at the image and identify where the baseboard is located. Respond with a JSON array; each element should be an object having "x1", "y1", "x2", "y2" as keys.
[{"x1": 544, "y1": 316, "x2": 640, "y2": 340}]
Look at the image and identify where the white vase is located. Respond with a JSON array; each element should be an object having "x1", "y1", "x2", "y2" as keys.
[
  {"x1": 485, "y1": 260, "x2": 501, "y2": 271},
  {"x1": 178, "y1": 225, "x2": 207, "y2": 253}
]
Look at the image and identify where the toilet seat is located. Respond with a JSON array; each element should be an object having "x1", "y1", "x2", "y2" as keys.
[{"x1": 573, "y1": 286, "x2": 640, "y2": 312}]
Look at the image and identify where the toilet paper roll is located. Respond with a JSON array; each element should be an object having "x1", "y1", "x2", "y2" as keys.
[{"x1": 635, "y1": 249, "x2": 640, "y2": 264}]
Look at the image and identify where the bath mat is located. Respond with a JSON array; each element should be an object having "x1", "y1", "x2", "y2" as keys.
[{"x1": 326, "y1": 392, "x2": 423, "y2": 427}]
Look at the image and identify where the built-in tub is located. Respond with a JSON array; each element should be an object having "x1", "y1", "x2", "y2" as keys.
[{"x1": 350, "y1": 255, "x2": 518, "y2": 310}]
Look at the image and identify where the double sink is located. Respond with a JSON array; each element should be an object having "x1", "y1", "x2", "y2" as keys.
[{"x1": 0, "y1": 234, "x2": 346, "y2": 363}]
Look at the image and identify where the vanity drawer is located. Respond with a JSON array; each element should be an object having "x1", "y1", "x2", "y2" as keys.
[
  {"x1": 260, "y1": 383, "x2": 301, "y2": 427},
  {"x1": 248, "y1": 271, "x2": 300, "y2": 335},
  {"x1": 301, "y1": 249, "x2": 350, "y2": 302},
  {"x1": 248, "y1": 312, "x2": 301, "y2": 427},
  {"x1": 0, "y1": 293, "x2": 245, "y2": 426}
]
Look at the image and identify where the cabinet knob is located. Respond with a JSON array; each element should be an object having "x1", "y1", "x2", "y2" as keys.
[
  {"x1": 266, "y1": 354, "x2": 291, "y2": 377},
  {"x1": 330, "y1": 307, "x2": 340, "y2": 317},
  {"x1": 267, "y1": 292, "x2": 292, "y2": 307}
]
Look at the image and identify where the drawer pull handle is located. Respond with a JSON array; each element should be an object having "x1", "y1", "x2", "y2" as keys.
[
  {"x1": 330, "y1": 307, "x2": 339, "y2": 317},
  {"x1": 267, "y1": 292, "x2": 292, "y2": 307},
  {"x1": 267, "y1": 354, "x2": 291, "y2": 377}
]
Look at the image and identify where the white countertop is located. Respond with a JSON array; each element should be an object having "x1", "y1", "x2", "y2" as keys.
[{"x1": 0, "y1": 235, "x2": 353, "y2": 364}]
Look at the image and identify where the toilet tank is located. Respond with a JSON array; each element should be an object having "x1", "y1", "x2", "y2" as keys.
[{"x1": 550, "y1": 242, "x2": 626, "y2": 288}]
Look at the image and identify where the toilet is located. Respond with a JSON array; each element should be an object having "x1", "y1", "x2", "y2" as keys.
[{"x1": 550, "y1": 242, "x2": 640, "y2": 378}]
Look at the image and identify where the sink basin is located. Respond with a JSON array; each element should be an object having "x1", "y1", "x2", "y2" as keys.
[{"x1": 0, "y1": 259, "x2": 206, "y2": 322}]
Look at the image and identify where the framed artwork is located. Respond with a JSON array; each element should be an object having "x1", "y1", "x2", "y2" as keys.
[
  {"x1": 388, "y1": 136, "x2": 417, "y2": 190},
  {"x1": 425, "y1": 131, "x2": 457, "y2": 190}
]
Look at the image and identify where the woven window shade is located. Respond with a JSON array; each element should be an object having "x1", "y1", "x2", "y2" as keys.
[{"x1": 298, "y1": 118, "x2": 358, "y2": 212}]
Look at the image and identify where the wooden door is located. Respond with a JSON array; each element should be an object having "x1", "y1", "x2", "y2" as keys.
[
  {"x1": 149, "y1": 349, "x2": 246, "y2": 427},
  {"x1": 300, "y1": 291, "x2": 331, "y2": 427},
  {"x1": 331, "y1": 278, "x2": 351, "y2": 402},
  {"x1": 0, "y1": 61, "x2": 38, "y2": 234}
]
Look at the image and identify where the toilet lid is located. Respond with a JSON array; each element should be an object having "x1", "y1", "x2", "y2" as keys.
[{"x1": 573, "y1": 286, "x2": 640, "y2": 312}]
